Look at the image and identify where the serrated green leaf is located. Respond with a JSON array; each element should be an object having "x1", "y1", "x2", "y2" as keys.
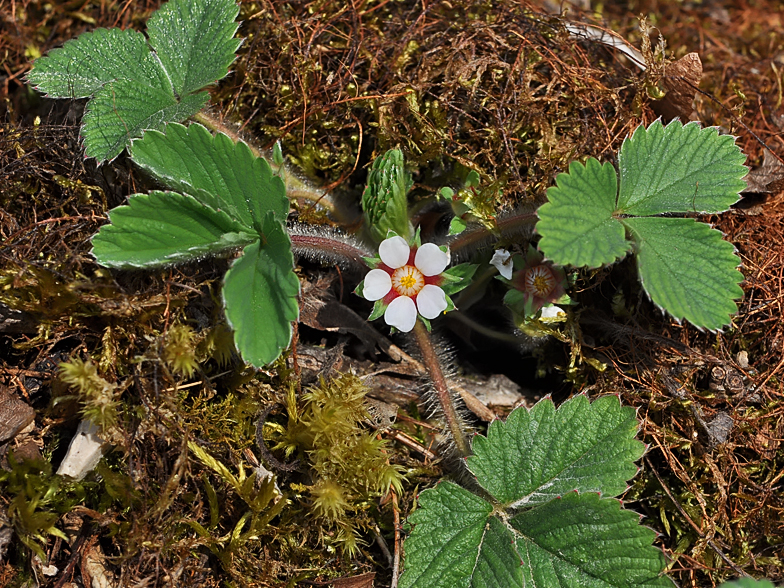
[
  {"x1": 537, "y1": 158, "x2": 630, "y2": 267},
  {"x1": 617, "y1": 120, "x2": 747, "y2": 215},
  {"x1": 399, "y1": 481, "x2": 494, "y2": 588},
  {"x1": 223, "y1": 215, "x2": 299, "y2": 367},
  {"x1": 720, "y1": 579, "x2": 777, "y2": 588},
  {"x1": 26, "y1": 28, "x2": 169, "y2": 98},
  {"x1": 83, "y1": 80, "x2": 207, "y2": 161},
  {"x1": 146, "y1": 0, "x2": 241, "y2": 96},
  {"x1": 401, "y1": 396, "x2": 672, "y2": 588},
  {"x1": 472, "y1": 516, "x2": 525, "y2": 588},
  {"x1": 91, "y1": 191, "x2": 256, "y2": 268},
  {"x1": 512, "y1": 492, "x2": 673, "y2": 587},
  {"x1": 130, "y1": 123, "x2": 288, "y2": 230},
  {"x1": 26, "y1": 0, "x2": 240, "y2": 161},
  {"x1": 535, "y1": 120, "x2": 747, "y2": 330},
  {"x1": 623, "y1": 217, "x2": 744, "y2": 330},
  {"x1": 468, "y1": 394, "x2": 644, "y2": 506}
]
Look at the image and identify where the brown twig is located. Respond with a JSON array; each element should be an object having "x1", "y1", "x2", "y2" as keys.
[{"x1": 391, "y1": 489, "x2": 401, "y2": 588}]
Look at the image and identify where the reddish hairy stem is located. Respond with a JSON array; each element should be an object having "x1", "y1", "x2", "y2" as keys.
[
  {"x1": 449, "y1": 211, "x2": 538, "y2": 258},
  {"x1": 412, "y1": 320, "x2": 470, "y2": 457},
  {"x1": 289, "y1": 233, "x2": 370, "y2": 270}
]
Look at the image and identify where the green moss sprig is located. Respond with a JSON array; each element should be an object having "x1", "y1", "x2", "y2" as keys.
[
  {"x1": 267, "y1": 373, "x2": 404, "y2": 554},
  {"x1": 58, "y1": 357, "x2": 120, "y2": 432}
]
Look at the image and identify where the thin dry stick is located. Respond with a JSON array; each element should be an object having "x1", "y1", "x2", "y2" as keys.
[
  {"x1": 755, "y1": 354, "x2": 784, "y2": 392},
  {"x1": 644, "y1": 455, "x2": 746, "y2": 578},
  {"x1": 411, "y1": 320, "x2": 470, "y2": 456},
  {"x1": 391, "y1": 489, "x2": 401, "y2": 588}
]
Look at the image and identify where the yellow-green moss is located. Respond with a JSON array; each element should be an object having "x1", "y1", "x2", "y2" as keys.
[{"x1": 269, "y1": 373, "x2": 404, "y2": 555}]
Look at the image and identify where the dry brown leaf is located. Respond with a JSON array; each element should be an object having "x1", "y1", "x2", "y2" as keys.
[
  {"x1": 652, "y1": 52, "x2": 702, "y2": 122},
  {"x1": 0, "y1": 385, "x2": 35, "y2": 444},
  {"x1": 330, "y1": 571, "x2": 376, "y2": 587},
  {"x1": 742, "y1": 148, "x2": 784, "y2": 196}
]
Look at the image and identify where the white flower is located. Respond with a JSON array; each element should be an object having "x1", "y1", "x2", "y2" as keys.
[
  {"x1": 490, "y1": 248, "x2": 513, "y2": 279},
  {"x1": 539, "y1": 304, "x2": 566, "y2": 323},
  {"x1": 362, "y1": 236, "x2": 450, "y2": 332}
]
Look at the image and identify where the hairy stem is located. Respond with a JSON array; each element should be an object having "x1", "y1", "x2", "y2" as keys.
[
  {"x1": 289, "y1": 231, "x2": 371, "y2": 270},
  {"x1": 412, "y1": 320, "x2": 470, "y2": 457},
  {"x1": 449, "y1": 209, "x2": 538, "y2": 259}
]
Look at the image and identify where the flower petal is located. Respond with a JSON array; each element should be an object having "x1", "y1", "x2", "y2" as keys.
[
  {"x1": 384, "y1": 296, "x2": 417, "y2": 332},
  {"x1": 414, "y1": 243, "x2": 449, "y2": 276},
  {"x1": 490, "y1": 248, "x2": 513, "y2": 280},
  {"x1": 362, "y1": 269, "x2": 393, "y2": 301},
  {"x1": 379, "y1": 236, "x2": 411, "y2": 269},
  {"x1": 540, "y1": 304, "x2": 566, "y2": 322},
  {"x1": 416, "y1": 284, "x2": 447, "y2": 319}
]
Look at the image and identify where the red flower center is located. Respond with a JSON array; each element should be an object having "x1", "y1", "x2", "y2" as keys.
[{"x1": 525, "y1": 265, "x2": 557, "y2": 298}]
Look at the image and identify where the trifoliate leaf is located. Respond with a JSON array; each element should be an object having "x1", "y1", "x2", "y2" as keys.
[
  {"x1": 91, "y1": 191, "x2": 257, "y2": 268},
  {"x1": 623, "y1": 217, "x2": 744, "y2": 329},
  {"x1": 617, "y1": 120, "x2": 747, "y2": 215},
  {"x1": 399, "y1": 395, "x2": 673, "y2": 588},
  {"x1": 223, "y1": 214, "x2": 299, "y2": 367},
  {"x1": 535, "y1": 120, "x2": 747, "y2": 330},
  {"x1": 83, "y1": 80, "x2": 207, "y2": 162},
  {"x1": 130, "y1": 123, "x2": 288, "y2": 230},
  {"x1": 362, "y1": 149, "x2": 414, "y2": 243},
  {"x1": 26, "y1": 0, "x2": 240, "y2": 161},
  {"x1": 146, "y1": 0, "x2": 241, "y2": 97},
  {"x1": 537, "y1": 157, "x2": 630, "y2": 267},
  {"x1": 467, "y1": 394, "x2": 644, "y2": 506},
  {"x1": 512, "y1": 491, "x2": 672, "y2": 588}
]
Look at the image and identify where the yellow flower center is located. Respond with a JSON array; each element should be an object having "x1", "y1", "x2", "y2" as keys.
[
  {"x1": 391, "y1": 265, "x2": 425, "y2": 297},
  {"x1": 526, "y1": 266, "x2": 556, "y2": 298}
]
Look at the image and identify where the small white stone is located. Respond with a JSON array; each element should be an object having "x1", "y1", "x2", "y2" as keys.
[{"x1": 56, "y1": 419, "x2": 106, "y2": 480}]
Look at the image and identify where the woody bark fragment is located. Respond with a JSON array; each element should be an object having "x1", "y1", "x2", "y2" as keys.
[{"x1": 0, "y1": 386, "x2": 35, "y2": 443}]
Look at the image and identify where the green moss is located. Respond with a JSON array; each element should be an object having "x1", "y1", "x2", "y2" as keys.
[
  {"x1": 0, "y1": 454, "x2": 75, "y2": 561},
  {"x1": 162, "y1": 323, "x2": 199, "y2": 378},
  {"x1": 269, "y1": 373, "x2": 404, "y2": 555},
  {"x1": 58, "y1": 357, "x2": 120, "y2": 432}
]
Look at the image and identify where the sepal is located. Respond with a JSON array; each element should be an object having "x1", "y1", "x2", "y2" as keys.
[
  {"x1": 368, "y1": 299, "x2": 388, "y2": 322},
  {"x1": 439, "y1": 263, "x2": 478, "y2": 296}
]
